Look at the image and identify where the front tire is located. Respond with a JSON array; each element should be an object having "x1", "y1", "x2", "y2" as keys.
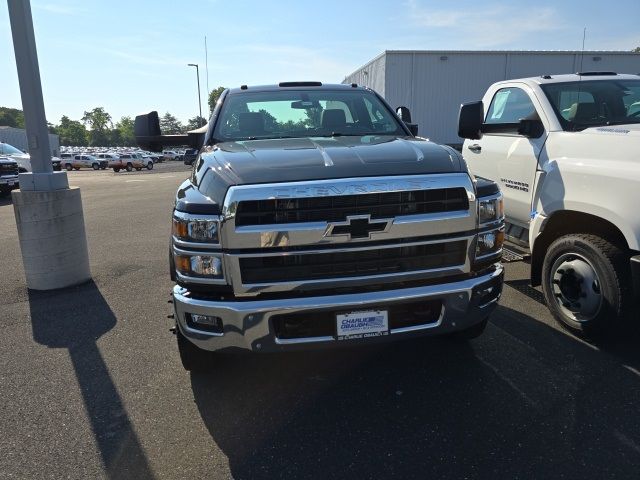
[
  {"x1": 126, "y1": 163, "x2": 133, "y2": 172},
  {"x1": 542, "y1": 234, "x2": 630, "y2": 337},
  {"x1": 146, "y1": 162, "x2": 153, "y2": 170},
  {"x1": 65, "y1": 163, "x2": 73, "y2": 171},
  {"x1": 92, "y1": 163, "x2": 99, "y2": 170},
  {"x1": 177, "y1": 329, "x2": 214, "y2": 372}
]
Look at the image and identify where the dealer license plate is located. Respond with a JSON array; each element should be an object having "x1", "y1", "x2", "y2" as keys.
[{"x1": 337, "y1": 310, "x2": 389, "y2": 340}]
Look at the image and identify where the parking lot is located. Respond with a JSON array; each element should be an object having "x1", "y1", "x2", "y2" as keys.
[{"x1": 1, "y1": 163, "x2": 640, "y2": 479}]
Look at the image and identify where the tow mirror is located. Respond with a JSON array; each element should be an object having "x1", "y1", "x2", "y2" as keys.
[
  {"x1": 518, "y1": 118, "x2": 544, "y2": 138},
  {"x1": 134, "y1": 111, "x2": 205, "y2": 152},
  {"x1": 458, "y1": 101, "x2": 484, "y2": 140},
  {"x1": 396, "y1": 106, "x2": 419, "y2": 136}
]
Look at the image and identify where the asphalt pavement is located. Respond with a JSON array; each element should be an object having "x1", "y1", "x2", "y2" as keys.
[{"x1": 1, "y1": 162, "x2": 639, "y2": 479}]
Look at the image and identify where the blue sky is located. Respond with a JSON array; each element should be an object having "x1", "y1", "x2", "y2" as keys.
[{"x1": 1, "y1": 0, "x2": 639, "y2": 124}]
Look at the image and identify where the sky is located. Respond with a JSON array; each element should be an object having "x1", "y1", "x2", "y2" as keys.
[{"x1": 1, "y1": 0, "x2": 639, "y2": 125}]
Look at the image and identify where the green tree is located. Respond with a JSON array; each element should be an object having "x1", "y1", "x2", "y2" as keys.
[
  {"x1": 0, "y1": 107, "x2": 25, "y2": 128},
  {"x1": 159, "y1": 112, "x2": 183, "y2": 134},
  {"x1": 207, "y1": 86, "x2": 226, "y2": 112},
  {"x1": 115, "y1": 116, "x2": 135, "y2": 146},
  {"x1": 185, "y1": 116, "x2": 207, "y2": 131},
  {"x1": 82, "y1": 107, "x2": 113, "y2": 146},
  {"x1": 56, "y1": 115, "x2": 88, "y2": 146},
  {"x1": 634, "y1": 47, "x2": 640, "y2": 53}
]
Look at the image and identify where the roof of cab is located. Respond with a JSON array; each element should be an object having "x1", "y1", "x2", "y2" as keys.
[
  {"x1": 226, "y1": 82, "x2": 365, "y2": 95},
  {"x1": 496, "y1": 72, "x2": 640, "y2": 87}
]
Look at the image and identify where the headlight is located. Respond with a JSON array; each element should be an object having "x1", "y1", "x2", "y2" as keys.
[
  {"x1": 476, "y1": 227, "x2": 505, "y2": 258},
  {"x1": 175, "y1": 253, "x2": 224, "y2": 279},
  {"x1": 478, "y1": 195, "x2": 504, "y2": 224},
  {"x1": 173, "y1": 212, "x2": 220, "y2": 244}
]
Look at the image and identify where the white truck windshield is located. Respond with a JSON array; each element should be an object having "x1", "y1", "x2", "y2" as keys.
[{"x1": 541, "y1": 79, "x2": 640, "y2": 130}]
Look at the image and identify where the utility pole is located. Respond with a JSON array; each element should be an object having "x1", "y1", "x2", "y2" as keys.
[
  {"x1": 7, "y1": 0, "x2": 91, "y2": 290},
  {"x1": 188, "y1": 63, "x2": 203, "y2": 126}
]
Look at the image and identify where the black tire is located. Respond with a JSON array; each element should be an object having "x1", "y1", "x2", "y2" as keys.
[
  {"x1": 65, "y1": 163, "x2": 73, "y2": 171},
  {"x1": 146, "y1": 162, "x2": 153, "y2": 170},
  {"x1": 449, "y1": 318, "x2": 488, "y2": 340},
  {"x1": 113, "y1": 168, "x2": 120, "y2": 172},
  {"x1": 135, "y1": 167, "x2": 142, "y2": 171},
  {"x1": 92, "y1": 163, "x2": 99, "y2": 170},
  {"x1": 541, "y1": 234, "x2": 630, "y2": 337},
  {"x1": 126, "y1": 163, "x2": 133, "y2": 172},
  {"x1": 177, "y1": 328, "x2": 213, "y2": 372},
  {"x1": 0, "y1": 188, "x2": 10, "y2": 198}
]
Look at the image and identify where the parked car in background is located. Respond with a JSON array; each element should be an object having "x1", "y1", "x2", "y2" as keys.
[
  {"x1": 63, "y1": 154, "x2": 104, "y2": 170},
  {"x1": 182, "y1": 148, "x2": 198, "y2": 165},
  {"x1": 459, "y1": 72, "x2": 640, "y2": 338},
  {"x1": 162, "y1": 150, "x2": 180, "y2": 161},
  {"x1": 96, "y1": 153, "x2": 120, "y2": 169},
  {"x1": 111, "y1": 153, "x2": 153, "y2": 172},
  {"x1": 0, "y1": 143, "x2": 29, "y2": 172},
  {"x1": 0, "y1": 157, "x2": 19, "y2": 197}
]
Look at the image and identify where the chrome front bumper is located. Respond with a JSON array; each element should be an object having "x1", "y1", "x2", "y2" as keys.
[{"x1": 173, "y1": 265, "x2": 503, "y2": 353}]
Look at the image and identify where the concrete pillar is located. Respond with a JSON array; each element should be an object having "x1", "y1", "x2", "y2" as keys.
[
  {"x1": 12, "y1": 188, "x2": 91, "y2": 290},
  {"x1": 8, "y1": 0, "x2": 91, "y2": 290}
]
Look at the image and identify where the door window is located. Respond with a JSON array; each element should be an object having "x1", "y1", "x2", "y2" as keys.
[{"x1": 485, "y1": 87, "x2": 536, "y2": 125}]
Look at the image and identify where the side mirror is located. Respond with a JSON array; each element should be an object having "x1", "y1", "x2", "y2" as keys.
[
  {"x1": 458, "y1": 101, "x2": 484, "y2": 140},
  {"x1": 517, "y1": 118, "x2": 544, "y2": 138},
  {"x1": 396, "y1": 106, "x2": 419, "y2": 136}
]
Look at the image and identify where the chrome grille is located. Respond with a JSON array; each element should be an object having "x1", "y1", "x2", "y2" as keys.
[
  {"x1": 235, "y1": 188, "x2": 469, "y2": 226},
  {"x1": 239, "y1": 240, "x2": 467, "y2": 284},
  {"x1": 0, "y1": 163, "x2": 18, "y2": 176}
]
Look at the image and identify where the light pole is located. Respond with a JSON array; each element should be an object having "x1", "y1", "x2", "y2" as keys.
[
  {"x1": 7, "y1": 0, "x2": 90, "y2": 290},
  {"x1": 187, "y1": 63, "x2": 203, "y2": 126}
]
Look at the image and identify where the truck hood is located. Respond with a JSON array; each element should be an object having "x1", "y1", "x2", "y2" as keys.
[{"x1": 200, "y1": 135, "x2": 463, "y2": 188}]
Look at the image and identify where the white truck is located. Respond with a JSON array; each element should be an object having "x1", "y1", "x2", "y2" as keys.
[{"x1": 458, "y1": 72, "x2": 640, "y2": 337}]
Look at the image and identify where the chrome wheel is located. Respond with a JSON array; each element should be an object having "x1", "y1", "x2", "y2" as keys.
[{"x1": 550, "y1": 253, "x2": 602, "y2": 322}]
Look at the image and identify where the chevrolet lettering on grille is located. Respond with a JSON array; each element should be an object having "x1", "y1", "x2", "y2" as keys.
[{"x1": 325, "y1": 215, "x2": 391, "y2": 240}]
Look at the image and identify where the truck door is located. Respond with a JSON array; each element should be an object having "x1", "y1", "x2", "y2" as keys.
[{"x1": 464, "y1": 86, "x2": 547, "y2": 231}]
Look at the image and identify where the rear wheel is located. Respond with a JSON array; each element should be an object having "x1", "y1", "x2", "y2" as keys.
[
  {"x1": 65, "y1": 163, "x2": 72, "y2": 171},
  {"x1": 177, "y1": 329, "x2": 214, "y2": 372},
  {"x1": 542, "y1": 234, "x2": 630, "y2": 338},
  {"x1": 92, "y1": 163, "x2": 99, "y2": 170},
  {"x1": 126, "y1": 163, "x2": 133, "y2": 172}
]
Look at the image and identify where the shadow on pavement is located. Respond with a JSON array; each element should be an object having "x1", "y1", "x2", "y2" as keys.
[
  {"x1": 191, "y1": 305, "x2": 640, "y2": 479},
  {"x1": 28, "y1": 281, "x2": 155, "y2": 479}
]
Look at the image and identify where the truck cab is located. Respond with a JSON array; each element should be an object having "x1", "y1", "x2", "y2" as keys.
[{"x1": 459, "y1": 72, "x2": 640, "y2": 337}]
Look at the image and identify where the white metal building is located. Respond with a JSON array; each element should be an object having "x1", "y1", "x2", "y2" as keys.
[
  {"x1": 343, "y1": 50, "x2": 640, "y2": 145},
  {"x1": 0, "y1": 126, "x2": 60, "y2": 156}
]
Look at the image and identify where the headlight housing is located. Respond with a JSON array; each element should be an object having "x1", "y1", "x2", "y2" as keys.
[
  {"x1": 172, "y1": 212, "x2": 220, "y2": 245},
  {"x1": 175, "y1": 253, "x2": 224, "y2": 280},
  {"x1": 478, "y1": 194, "x2": 504, "y2": 225}
]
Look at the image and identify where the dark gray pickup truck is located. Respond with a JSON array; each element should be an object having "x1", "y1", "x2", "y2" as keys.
[{"x1": 136, "y1": 82, "x2": 505, "y2": 371}]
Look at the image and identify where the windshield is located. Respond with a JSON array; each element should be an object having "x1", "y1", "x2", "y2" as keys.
[
  {"x1": 541, "y1": 79, "x2": 640, "y2": 131},
  {"x1": 2, "y1": 143, "x2": 24, "y2": 155},
  {"x1": 213, "y1": 89, "x2": 406, "y2": 141}
]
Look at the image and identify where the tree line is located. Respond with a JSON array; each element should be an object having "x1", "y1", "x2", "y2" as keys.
[{"x1": 0, "y1": 86, "x2": 227, "y2": 147}]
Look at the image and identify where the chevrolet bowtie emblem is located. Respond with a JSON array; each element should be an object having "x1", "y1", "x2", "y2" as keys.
[{"x1": 326, "y1": 215, "x2": 391, "y2": 240}]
